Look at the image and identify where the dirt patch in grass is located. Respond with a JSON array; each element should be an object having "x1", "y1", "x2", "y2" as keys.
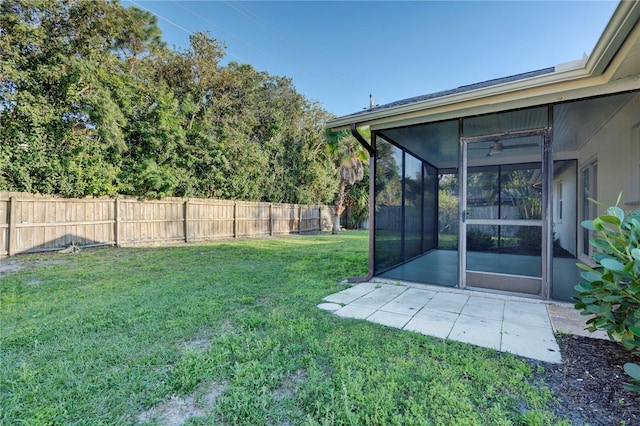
[
  {"x1": 272, "y1": 369, "x2": 309, "y2": 401},
  {"x1": 137, "y1": 381, "x2": 227, "y2": 425},
  {"x1": 0, "y1": 258, "x2": 69, "y2": 277},
  {"x1": 183, "y1": 338, "x2": 210, "y2": 351},
  {"x1": 532, "y1": 334, "x2": 640, "y2": 425}
]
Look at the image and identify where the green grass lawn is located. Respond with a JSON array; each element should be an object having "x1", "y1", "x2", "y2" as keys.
[{"x1": 1, "y1": 231, "x2": 567, "y2": 425}]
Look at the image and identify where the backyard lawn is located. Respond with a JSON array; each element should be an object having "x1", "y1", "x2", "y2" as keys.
[{"x1": 1, "y1": 231, "x2": 568, "y2": 425}]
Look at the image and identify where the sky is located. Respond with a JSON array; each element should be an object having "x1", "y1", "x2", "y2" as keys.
[{"x1": 122, "y1": 1, "x2": 619, "y2": 117}]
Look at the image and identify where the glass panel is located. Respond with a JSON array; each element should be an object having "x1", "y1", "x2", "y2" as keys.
[
  {"x1": 374, "y1": 137, "x2": 403, "y2": 273},
  {"x1": 404, "y1": 153, "x2": 423, "y2": 260},
  {"x1": 438, "y1": 172, "x2": 459, "y2": 250},
  {"x1": 423, "y1": 163, "x2": 438, "y2": 252},
  {"x1": 499, "y1": 163, "x2": 542, "y2": 220},
  {"x1": 466, "y1": 163, "x2": 542, "y2": 221},
  {"x1": 463, "y1": 106, "x2": 547, "y2": 137},
  {"x1": 466, "y1": 166, "x2": 499, "y2": 219},
  {"x1": 466, "y1": 224, "x2": 542, "y2": 277}
]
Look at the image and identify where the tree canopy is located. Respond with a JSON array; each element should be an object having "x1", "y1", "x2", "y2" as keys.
[{"x1": 0, "y1": 0, "x2": 341, "y2": 205}]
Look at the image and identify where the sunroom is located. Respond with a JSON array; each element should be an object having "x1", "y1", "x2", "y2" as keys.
[{"x1": 328, "y1": 1, "x2": 640, "y2": 301}]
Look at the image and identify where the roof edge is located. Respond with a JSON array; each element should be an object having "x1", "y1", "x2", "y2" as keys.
[
  {"x1": 586, "y1": 0, "x2": 640, "y2": 75},
  {"x1": 327, "y1": 65, "x2": 589, "y2": 130}
]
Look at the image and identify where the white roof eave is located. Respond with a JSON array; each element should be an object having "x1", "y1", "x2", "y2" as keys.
[{"x1": 327, "y1": 67, "x2": 591, "y2": 130}]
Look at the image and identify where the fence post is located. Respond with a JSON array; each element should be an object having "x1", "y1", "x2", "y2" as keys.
[
  {"x1": 298, "y1": 205, "x2": 302, "y2": 234},
  {"x1": 8, "y1": 196, "x2": 17, "y2": 256},
  {"x1": 318, "y1": 206, "x2": 322, "y2": 232},
  {"x1": 114, "y1": 198, "x2": 120, "y2": 247},
  {"x1": 184, "y1": 200, "x2": 190, "y2": 243},
  {"x1": 269, "y1": 204, "x2": 273, "y2": 236},
  {"x1": 233, "y1": 202, "x2": 237, "y2": 238}
]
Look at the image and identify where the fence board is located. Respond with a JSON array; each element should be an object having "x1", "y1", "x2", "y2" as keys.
[
  {"x1": 0, "y1": 197, "x2": 8, "y2": 256},
  {"x1": 0, "y1": 192, "x2": 332, "y2": 256}
]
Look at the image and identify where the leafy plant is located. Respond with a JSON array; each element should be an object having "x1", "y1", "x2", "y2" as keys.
[
  {"x1": 467, "y1": 229, "x2": 494, "y2": 251},
  {"x1": 573, "y1": 194, "x2": 640, "y2": 391},
  {"x1": 516, "y1": 226, "x2": 542, "y2": 251}
]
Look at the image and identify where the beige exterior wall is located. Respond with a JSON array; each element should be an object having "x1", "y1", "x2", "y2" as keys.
[
  {"x1": 576, "y1": 92, "x2": 640, "y2": 262},
  {"x1": 553, "y1": 164, "x2": 577, "y2": 256}
]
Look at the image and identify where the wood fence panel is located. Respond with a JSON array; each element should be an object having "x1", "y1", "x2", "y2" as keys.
[
  {"x1": 188, "y1": 200, "x2": 235, "y2": 241},
  {"x1": 2, "y1": 197, "x2": 116, "y2": 254},
  {"x1": 118, "y1": 199, "x2": 185, "y2": 245},
  {"x1": 0, "y1": 191, "x2": 333, "y2": 256},
  {"x1": 271, "y1": 204, "x2": 285, "y2": 235},
  {"x1": 300, "y1": 205, "x2": 322, "y2": 233},
  {"x1": 271, "y1": 204, "x2": 296, "y2": 235},
  {"x1": 0, "y1": 195, "x2": 8, "y2": 256},
  {"x1": 236, "y1": 202, "x2": 270, "y2": 237}
]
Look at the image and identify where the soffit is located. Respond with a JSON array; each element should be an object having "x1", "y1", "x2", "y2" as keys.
[{"x1": 611, "y1": 25, "x2": 640, "y2": 80}]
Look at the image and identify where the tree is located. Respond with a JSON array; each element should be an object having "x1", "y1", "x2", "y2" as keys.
[
  {"x1": 0, "y1": 0, "x2": 158, "y2": 196},
  {"x1": 328, "y1": 128, "x2": 369, "y2": 234},
  {"x1": 0, "y1": 0, "x2": 341, "y2": 206},
  {"x1": 4, "y1": 5, "x2": 204, "y2": 197},
  {"x1": 343, "y1": 163, "x2": 369, "y2": 228}
]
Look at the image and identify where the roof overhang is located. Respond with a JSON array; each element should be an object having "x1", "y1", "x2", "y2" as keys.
[{"x1": 328, "y1": 0, "x2": 640, "y2": 132}]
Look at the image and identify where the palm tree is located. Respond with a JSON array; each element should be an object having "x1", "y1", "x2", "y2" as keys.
[{"x1": 327, "y1": 129, "x2": 369, "y2": 234}]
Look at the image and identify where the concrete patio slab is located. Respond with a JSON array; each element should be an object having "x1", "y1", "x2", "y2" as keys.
[
  {"x1": 502, "y1": 330, "x2": 561, "y2": 363},
  {"x1": 317, "y1": 302, "x2": 341, "y2": 312},
  {"x1": 348, "y1": 285, "x2": 407, "y2": 310},
  {"x1": 503, "y1": 302, "x2": 552, "y2": 328},
  {"x1": 424, "y1": 292, "x2": 469, "y2": 314},
  {"x1": 368, "y1": 310, "x2": 413, "y2": 329},
  {"x1": 404, "y1": 309, "x2": 459, "y2": 339},
  {"x1": 334, "y1": 304, "x2": 376, "y2": 320},
  {"x1": 502, "y1": 322, "x2": 555, "y2": 342},
  {"x1": 319, "y1": 282, "x2": 582, "y2": 364},
  {"x1": 379, "y1": 287, "x2": 436, "y2": 315},
  {"x1": 449, "y1": 314, "x2": 503, "y2": 350},
  {"x1": 461, "y1": 297, "x2": 505, "y2": 321},
  {"x1": 323, "y1": 282, "x2": 378, "y2": 304}
]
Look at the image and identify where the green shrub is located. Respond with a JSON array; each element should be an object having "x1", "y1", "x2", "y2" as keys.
[
  {"x1": 467, "y1": 229, "x2": 494, "y2": 251},
  {"x1": 573, "y1": 194, "x2": 640, "y2": 391},
  {"x1": 517, "y1": 226, "x2": 542, "y2": 251}
]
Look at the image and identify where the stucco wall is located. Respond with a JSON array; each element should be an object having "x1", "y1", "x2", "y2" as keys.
[
  {"x1": 578, "y1": 93, "x2": 640, "y2": 207},
  {"x1": 577, "y1": 92, "x2": 640, "y2": 261},
  {"x1": 553, "y1": 164, "x2": 577, "y2": 256}
]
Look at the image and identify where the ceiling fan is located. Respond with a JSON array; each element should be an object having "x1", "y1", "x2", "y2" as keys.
[{"x1": 468, "y1": 140, "x2": 539, "y2": 157}]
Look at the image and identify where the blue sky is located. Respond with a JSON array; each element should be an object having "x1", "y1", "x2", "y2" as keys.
[{"x1": 124, "y1": 1, "x2": 619, "y2": 117}]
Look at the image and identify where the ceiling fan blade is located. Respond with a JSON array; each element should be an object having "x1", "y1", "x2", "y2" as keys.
[{"x1": 503, "y1": 143, "x2": 539, "y2": 149}]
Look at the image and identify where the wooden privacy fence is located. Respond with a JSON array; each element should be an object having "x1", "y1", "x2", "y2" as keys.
[{"x1": 0, "y1": 192, "x2": 333, "y2": 257}]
